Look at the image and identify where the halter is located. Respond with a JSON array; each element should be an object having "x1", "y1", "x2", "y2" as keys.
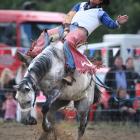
[
  {"x1": 20, "y1": 74, "x2": 40, "y2": 112},
  {"x1": 27, "y1": 74, "x2": 40, "y2": 107}
]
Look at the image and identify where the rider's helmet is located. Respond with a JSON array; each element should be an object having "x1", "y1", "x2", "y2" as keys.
[{"x1": 102, "y1": 0, "x2": 110, "y2": 5}]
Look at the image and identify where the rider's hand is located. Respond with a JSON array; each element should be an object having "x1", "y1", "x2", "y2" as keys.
[
  {"x1": 63, "y1": 30, "x2": 69, "y2": 38},
  {"x1": 63, "y1": 23, "x2": 70, "y2": 38},
  {"x1": 117, "y1": 15, "x2": 128, "y2": 25}
]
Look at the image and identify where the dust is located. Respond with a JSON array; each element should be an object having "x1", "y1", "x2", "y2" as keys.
[{"x1": 0, "y1": 120, "x2": 140, "y2": 140}]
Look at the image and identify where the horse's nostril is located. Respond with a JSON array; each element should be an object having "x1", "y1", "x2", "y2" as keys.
[
  {"x1": 25, "y1": 101, "x2": 31, "y2": 107},
  {"x1": 20, "y1": 101, "x2": 31, "y2": 109},
  {"x1": 27, "y1": 101, "x2": 31, "y2": 104}
]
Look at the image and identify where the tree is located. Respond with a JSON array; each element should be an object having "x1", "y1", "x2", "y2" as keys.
[{"x1": 0, "y1": 0, "x2": 140, "y2": 42}]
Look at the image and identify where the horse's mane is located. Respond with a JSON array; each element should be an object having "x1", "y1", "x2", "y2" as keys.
[
  {"x1": 18, "y1": 77, "x2": 29, "y2": 89},
  {"x1": 28, "y1": 47, "x2": 53, "y2": 81},
  {"x1": 27, "y1": 42, "x2": 64, "y2": 81}
]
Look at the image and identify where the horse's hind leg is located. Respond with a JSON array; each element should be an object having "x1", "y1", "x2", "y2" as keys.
[
  {"x1": 78, "y1": 111, "x2": 89, "y2": 138},
  {"x1": 75, "y1": 80, "x2": 95, "y2": 140},
  {"x1": 75, "y1": 99, "x2": 90, "y2": 140}
]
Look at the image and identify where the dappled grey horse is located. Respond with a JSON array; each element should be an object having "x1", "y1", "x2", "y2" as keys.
[{"x1": 15, "y1": 41, "x2": 98, "y2": 140}]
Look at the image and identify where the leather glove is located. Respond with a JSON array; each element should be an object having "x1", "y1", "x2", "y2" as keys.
[{"x1": 63, "y1": 23, "x2": 70, "y2": 38}]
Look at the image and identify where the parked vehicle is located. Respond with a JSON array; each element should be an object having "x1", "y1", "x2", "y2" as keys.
[{"x1": 0, "y1": 10, "x2": 65, "y2": 74}]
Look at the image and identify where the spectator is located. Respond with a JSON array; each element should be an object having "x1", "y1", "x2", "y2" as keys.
[
  {"x1": 2, "y1": 92, "x2": 17, "y2": 121},
  {"x1": 126, "y1": 57, "x2": 135, "y2": 71},
  {"x1": 133, "y1": 98, "x2": 140, "y2": 124},
  {"x1": 0, "y1": 68, "x2": 17, "y2": 98},
  {"x1": 105, "y1": 56, "x2": 127, "y2": 95},
  {"x1": 108, "y1": 88, "x2": 136, "y2": 121},
  {"x1": 104, "y1": 56, "x2": 139, "y2": 98},
  {"x1": 0, "y1": 81, "x2": 5, "y2": 119},
  {"x1": 125, "y1": 57, "x2": 140, "y2": 98},
  {"x1": 0, "y1": 68, "x2": 17, "y2": 120}
]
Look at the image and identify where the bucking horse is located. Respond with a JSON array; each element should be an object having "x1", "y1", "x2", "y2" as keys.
[{"x1": 15, "y1": 40, "x2": 101, "y2": 140}]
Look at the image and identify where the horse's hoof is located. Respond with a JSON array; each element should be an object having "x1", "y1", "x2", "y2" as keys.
[
  {"x1": 42, "y1": 117, "x2": 52, "y2": 132},
  {"x1": 42, "y1": 121, "x2": 52, "y2": 132},
  {"x1": 28, "y1": 116, "x2": 37, "y2": 125},
  {"x1": 22, "y1": 116, "x2": 37, "y2": 125}
]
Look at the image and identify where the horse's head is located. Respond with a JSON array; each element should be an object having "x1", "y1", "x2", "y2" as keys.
[
  {"x1": 15, "y1": 76, "x2": 38, "y2": 125},
  {"x1": 15, "y1": 76, "x2": 37, "y2": 110}
]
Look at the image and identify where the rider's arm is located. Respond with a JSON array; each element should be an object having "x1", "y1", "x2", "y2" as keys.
[
  {"x1": 99, "y1": 11, "x2": 120, "y2": 29},
  {"x1": 64, "y1": 11, "x2": 76, "y2": 29},
  {"x1": 63, "y1": 3, "x2": 81, "y2": 30}
]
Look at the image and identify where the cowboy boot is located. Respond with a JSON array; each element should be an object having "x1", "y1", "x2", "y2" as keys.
[{"x1": 62, "y1": 68, "x2": 75, "y2": 85}]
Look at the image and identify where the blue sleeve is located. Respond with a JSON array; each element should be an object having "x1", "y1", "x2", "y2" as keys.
[
  {"x1": 99, "y1": 11, "x2": 119, "y2": 29},
  {"x1": 71, "y1": 3, "x2": 81, "y2": 12}
]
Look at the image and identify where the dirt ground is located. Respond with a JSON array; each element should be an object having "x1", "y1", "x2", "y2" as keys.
[{"x1": 0, "y1": 118, "x2": 140, "y2": 140}]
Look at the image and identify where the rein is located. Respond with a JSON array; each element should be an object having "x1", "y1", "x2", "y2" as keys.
[{"x1": 94, "y1": 74, "x2": 113, "y2": 91}]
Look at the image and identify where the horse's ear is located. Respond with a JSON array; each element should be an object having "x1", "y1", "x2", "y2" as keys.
[{"x1": 13, "y1": 85, "x2": 20, "y2": 90}]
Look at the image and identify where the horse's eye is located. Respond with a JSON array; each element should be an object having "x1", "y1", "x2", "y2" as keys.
[{"x1": 24, "y1": 87, "x2": 30, "y2": 92}]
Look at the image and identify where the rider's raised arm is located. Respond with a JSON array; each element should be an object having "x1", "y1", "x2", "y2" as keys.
[{"x1": 99, "y1": 10, "x2": 128, "y2": 29}]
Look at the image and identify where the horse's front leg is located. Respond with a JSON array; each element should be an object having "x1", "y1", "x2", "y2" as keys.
[
  {"x1": 42, "y1": 98, "x2": 70, "y2": 132},
  {"x1": 41, "y1": 89, "x2": 61, "y2": 132},
  {"x1": 42, "y1": 110, "x2": 54, "y2": 132},
  {"x1": 41, "y1": 89, "x2": 61, "y2": 114}
]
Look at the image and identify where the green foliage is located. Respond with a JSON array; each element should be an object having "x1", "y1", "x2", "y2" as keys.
[
  {"x1": 0, "y1": 0, "x2": 140, "y2": 42},
  {"x1": 38, "y1": 0, "x2": 81, "y2": 12},
  {"x1": 0, "y1": 0, "x2": 24, "y2": 9}
]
